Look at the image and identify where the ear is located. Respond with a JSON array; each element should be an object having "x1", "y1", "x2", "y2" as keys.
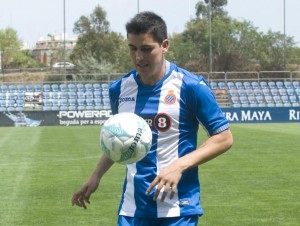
[{"x1": 162, "y1": 39, "x2": 169, "y2": 54}]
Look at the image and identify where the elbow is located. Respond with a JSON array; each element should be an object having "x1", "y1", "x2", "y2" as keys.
[{"x1": 224, "y1": 129, "x2": 234, "y2": 152}]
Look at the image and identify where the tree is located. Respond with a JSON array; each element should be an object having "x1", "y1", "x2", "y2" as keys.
[{"x1": 70, "y1": 5, "x2": 131, "y2": 73}]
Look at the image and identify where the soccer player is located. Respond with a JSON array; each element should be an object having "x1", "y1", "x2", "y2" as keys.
[{"x1": 71, "y1": 11, "x2": 233, "y2": 226}]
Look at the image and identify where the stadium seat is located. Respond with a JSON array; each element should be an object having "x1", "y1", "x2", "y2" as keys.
[
  {"x1": 86, "y1": 99, "x2": 94, "y2": 106},
  {"x1": 94, "y1": 98, "x2": 102, "y2": 106},
  {"x1": 251, "y1": 81, "x2": 260, "y2": 89},
  {"x1": 68, "y1": 91, "x2": 76, "y2": 99},
  {"x1": 273, "y1": 96, "x2": 282, "y2": 105},
  {"x1": 68, "y1": 106, "x2": 77, "y2": 111},
  {"x1": 51, "y1": 106, "x2": 59, "y2": 111},
  {"x1": 296, "y1": 88, "x2": 300, "y2": 96},
  {"x1": 227, "y1": 82, "x2": 235, "y2": 90},
  {"x1": 1, "y1": 85, "x2": 8, "y2": 93},
  {"x1": 59, "y1": 84, "x2": 67, "y2": 92},
  {"x1": 287, "y1": 88, "x2": 295, "y2": 96},
  {"x1": 25, "y1": 84, "x2": 33, "y2": 92},
  {"x1": 238, "y1": 89, "x2": 246, "y2": 97},
  {"x1": 68, "y1": 84, "x2": 77, "y2": 92},
  {"x1": 209, "y1": 81, "x2": 218, "y2": 90},
  {"x1": 270, "y1": 88, "x2": 279, "y2": 96},
  {"x1": 43, "y1": 92, "x2": 50, "y2": 99},
  {"x1": 60, "y1": 92, "x2": 68, "y2": 99},
  {"x1": 262, "y1": 88, "x2": 270, "y2": 96},
  {"x1": 240, "y1": 96, "x2": 249, "y2": 107},
  {"x1": 51, "y1": 84, "x2": 59, "y2": 92},
  {"x1": 77, "y1": 99, "x2": 85, "y2": 107},
  {"x1": 265, "y1": 96, "x2": 273, "y2": 104},
  {"x1": 259, "y1": 81, "x2": 267, "y2": 89},
  {"x1": 292, "y1": 81, "x2": 299, "y2": 89},
  {"x1": 76, "y1": 83, "x2": 85, "y2": 92},
  {"x1": 254, "y1": 88, "x2": 262, "y2": 96},
  {"x1": 52, "y1": 92, "x2": 59, "y2": 99},
  {"x1": 289, "y1": 95, "x2": 298, "y2": 104},
  {"x1": 77, "y1": 91, "x2": 85, "y2": 99},
  {"x1": 86, "y1": 105, "x2": 94, "y2": 110},
  {"x1": 16, "y1": 99, "x2": 24, "y2": 107},
  {"x1": 229, "y1": 89, "x2": 238, "y2": 97},
  {"x1": 84, "y1": 91, "x2": 93, "y2": 99},
  {"x1": 248, "y1": 96, "x2": 256, "y2": 105},
  {"x1": 34, "y1": 84, "x2": 42, "y2": 92},
  {"x1": 17, "y1": 85, "x2": 24, "y2": 93},
  {"x1": 93, "y1": 83, "x2": 101, "y2": 91},
  {"x1": 243, "y1": 81, "x2": 251, "y2": 89},
  {"x1": 281, "y1": 95, "x2": 289, "y2": 103},
  {"x1": 231, "y1": 96, "x2": 240, "y2": 105},
  {"x1": 60, "y1": 106, "x2": 68, "y2": 111},
  {"x1": 101, "y1": 83, "x2": 109, "y2": 91},
  {"x1": 268, "y1": 81, "x2": 276, "y2": 89},
  {"x1": 8, "y1": 93, "x2": 16, "y2": 100},
  {"x1": 276, "y1": 81, "x2": 284, "y2": 89},
  {"x1": 94, "y1": 105, "x2": 103, "y2": 110},
  {"x1": 7, "y1": 106, "x2": 15, "y2": 111},
  {"x1": 68, "y1": 98, "x2": 77, "y2": 106},
  {"x1": 278, "y1": 88, "x2": 287, "y2": 96},
  {"x1": 102, "y1": 90, "x2": 109, "y2": 97},
  {"x1": 0, "y1": 100, "x2": 7, "y2": 107},
  {"x1": 43, "y1": 99, "x2": 51, "y2": 107},
  {"x1": 52, "y1": 99, "x2": 59, "y2": 107},
  {"x1": 17, "y1": 93, "x2": 24, "y2": 100},
  {"x1": 284, "y1": 81, "x2": 292, "y2": 89},
  {"x1": 0, "y1": 93, "x2": 6, "y2": 100},
  {"x1": 43, "y1": 84, "x2": 51, "y2": 92},
  {"x1": 246, "y1": 89, "x2": 254, "y2": 96},
  {"x1": 218, "y1": 82, "x2": 226, "y2": 89},
  {"x1": 60, "y1": 99, "x2": 68, "y2": 107},
  {"x1": 85, "y1": 83, "x2": 93, "y2": 91},
  {"x1": 77, "y1": 106, "x2": 85, "y2": 111},
  {"x1": 235, "y1": 82, "x2": 243, "y2": 89},
  {"x1": 94, "y1": 91, "x2": 102, "y2": 98},
  {"x1": 8, "y1": 85, "x2": 16, "y2": 93}
]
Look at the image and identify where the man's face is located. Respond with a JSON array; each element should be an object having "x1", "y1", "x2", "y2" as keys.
[{"x1": 127, "y1": 32, "x2": 169, "y2": 84}]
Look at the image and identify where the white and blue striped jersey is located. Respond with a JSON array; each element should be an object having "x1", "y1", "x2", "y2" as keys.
[{"x1": 109, "y1": 61, "x2": 229, "y2": 218}]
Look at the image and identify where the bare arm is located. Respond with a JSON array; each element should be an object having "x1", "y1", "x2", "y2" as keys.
[
  {"x1": 71, "y1": 154, "x2": 114, "y2": 209},
  {"x1": 146, "y1": 129, "x2": 233, "y2": 201}
]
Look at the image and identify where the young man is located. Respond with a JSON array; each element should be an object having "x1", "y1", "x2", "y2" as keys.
[{"x1": 71, "y1": 11, "x2": 233, "y2": 226}]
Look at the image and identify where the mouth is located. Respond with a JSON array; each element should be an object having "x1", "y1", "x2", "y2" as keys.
[{"x1": 136, "y1": 63, "x2": 149, "y2": 69}]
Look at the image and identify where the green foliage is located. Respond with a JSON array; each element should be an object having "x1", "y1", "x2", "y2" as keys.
[{"x1": 70, "y1": 5, "x2": 131, "y2": 74}]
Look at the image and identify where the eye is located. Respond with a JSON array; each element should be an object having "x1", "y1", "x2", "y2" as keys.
[
  {"x1": 128, "y1": 46, "x2": 137, "y2": 52},
  {"x1": 141, "y1": 46, "x2": 153, "y2": 52}
]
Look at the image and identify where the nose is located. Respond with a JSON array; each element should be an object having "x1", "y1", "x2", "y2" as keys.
[{"x1": 135, "y1": 49, "x2": 143, "y2": 61}]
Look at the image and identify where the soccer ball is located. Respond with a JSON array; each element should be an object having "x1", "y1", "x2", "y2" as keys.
[{"x1": 100, "y1": 112, "x2": 152, "y2": 165}]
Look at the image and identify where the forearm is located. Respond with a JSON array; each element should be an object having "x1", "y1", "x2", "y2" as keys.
[
  {"x1": 90, "y1": 154, "x2": 115, "y2": 180},
  {"x1": 176, "y1": 129, "x2": 233, "y2": 173}
]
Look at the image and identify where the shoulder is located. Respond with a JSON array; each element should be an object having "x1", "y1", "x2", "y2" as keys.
[{"x1": 110, "y1": 70, "x2": 136, "y2": 90}]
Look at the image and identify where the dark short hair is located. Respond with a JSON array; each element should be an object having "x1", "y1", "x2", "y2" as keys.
[{"x1": 125, "y1": 11, "x2": 167, "y2": 44}]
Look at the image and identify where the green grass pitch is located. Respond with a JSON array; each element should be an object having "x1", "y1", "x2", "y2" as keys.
[{"x1": 0, "y1": 124, "x2": 299, "y2": 226}]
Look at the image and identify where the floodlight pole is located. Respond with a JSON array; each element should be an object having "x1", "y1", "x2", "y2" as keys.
[
  {"x1": 63, "y1": 0, "x2": 67, "y2": 80},
  {"x1": 283, "y1": 0, "x2": 286, "y2": 69},
  {"x1": 208, "y1": 0, "x2": 212, "y2": 74},
  {"x1": 137, "y1": 0, "x2": 140, "y2": 13}
]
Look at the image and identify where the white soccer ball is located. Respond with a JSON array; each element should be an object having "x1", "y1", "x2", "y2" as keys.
[{"x1": 100, "y1": 112, "x2": 152, "y2": 165}]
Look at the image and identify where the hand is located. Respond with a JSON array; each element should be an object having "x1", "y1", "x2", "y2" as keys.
[
  {"x1": 145, "y1": 161, "x2": 183, "y2": 202},
  {"x1": 71, "y1": 178, "x2": 99, "y2": 209}
]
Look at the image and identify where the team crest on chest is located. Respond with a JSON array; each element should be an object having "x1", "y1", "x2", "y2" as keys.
[{"x1": 164, "y1": 90, "x2": 176, "y2": 105}]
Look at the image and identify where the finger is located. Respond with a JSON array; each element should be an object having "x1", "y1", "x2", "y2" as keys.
[
  {"x1": 146, "y1": 177, "x2": 160, "y2": 195},
  {"x1": 169, "y1": 186, "x2": 177, "y2": 200},
  {"x1": 153, "y1": 182, "x2": 164, "y2": 201},
  {"x1": 160, "y1": 184, "x2": 171, "y2": 202}
]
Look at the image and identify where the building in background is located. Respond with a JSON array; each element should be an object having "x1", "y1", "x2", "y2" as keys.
[{"x1": 32, "y1": 33, "x2": 77, "y2": 66}]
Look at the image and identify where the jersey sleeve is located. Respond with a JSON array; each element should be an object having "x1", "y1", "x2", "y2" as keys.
[{"x1": 187, "y1": 77, "x2": 229, "y2": 136}]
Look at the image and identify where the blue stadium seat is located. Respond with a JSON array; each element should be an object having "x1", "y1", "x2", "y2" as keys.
[
  {"x1": 86, "y1": 99, "x2": 94, "y2": 106},
  {"x1": 43, "y1": 84, "x2": 51, "y2": 92},
  {"x1": 240, "y1": 96, "x2": 249, "y2": 107},
  {"x1": 93, "y1": 83, "x2": 101, "y2": 91},
  {"x1": 259, "y1": 81, "x2": 267, "y2": 89},
  {"x1": 68, "y1": 106, "x2": 77, "y2": 111},
  {"x1": 262, "y1": 88, "x2": 270, "y2": 96},
  {"x1": 227, "y1": 82, "x2": 235, "y2": 90},
  {"x1": 17, "y1": 85, "x2": 24, "y2": 93},
  {"x1": 60, "y1": 99, "x2": 68, "y2": 106},
  {"x1": 16, "y1": 99, "x2": 24, "y2": 107},
  {"x1": 25, "y1": 84, "x2": 33, "y2": 92},
  {"x1": 86, "y1": 105, "x2": 94, "y2": 110},
  {"x1": 270, "y1": 88, "x2": 278, "y2": 96},
  {"x1": 292, "y1": 81, "x2": 299, "y2": 89},
  {"x1": 231, "y1": 96, "x2": 240, "y2": 105},
  {"x1": 85, "y1": 91, "x2": 94, "y2": 99},
  {"x1": 287, "y1": 88, "x2": 295, "y2": 96},
  {"x1": 68, "y1": 84, "x2": 77, "y2": 92},
  {"x1": 0, "y1": 93, "x2": 6, "y2": 100},
  {"x1": 77, "y1": 99, "x2": 85, "y2": 107},
  {"x1": 235, "y1": 82, "x2": 243, "y2": 89},
  {"x1": 276, "y1": 81, "x2": 283, "y2": 89},
  {"x1": 209, "y1": 81, "x2": 218, "y2": 90},
  {"x1": 43, "y1": 92, "x2": 50, "y2": 99},
  {"x1": 278, "y1": 88, "x2": 287, "y2": 96},
  {"x1": 15, "y1": 106, "x2": 23, "y2": 112},
  {"x1": 248, "y1": 96, "x2": 256, "y2": 105},
  {"x1": 238, "y1": 89, "x2": 246, "y2": 97},
  {"x1": 77, "y1": 91, "x2": 85, "y2": 99},
  {"x1": 268, "y1": 81, "x2": 276, "y2": 89},
  {"x1": 229, "y1": 89, "x2": 238, "y2": 97},
  {"x1": 51, "y1": 84, "x2": 59, "y2": 92},
  {"x1": 246, "y1": 89, "x2": 254, "y2": 96},
  {"x1": 94, "y1": 91, "x2": 102, "y2": 98},
  {"x1": 76, "y1": 83, "x2": 85, "y2": 92},
  {"x1": 34, "y1": 84, "x2": 42, "y2": 92},
  {"x1": 254, "y1": 88, "x2": 262, "y2": 96},
  {"x1": 60, "y1": 106, "x2": 68, "y2": 111},
  {"x1": 284, "y1": 81, "x2": 292, "y2": 89},
  {"x1": 52, "y1": 92, "x2": 59, "y2": 99},
  {"x1": 243, "y1": 81, "x2": 251, "y2": 89},
  {"x1": 60, "y1": 84, "x2": 67, "y2": 92},
  {"x1": 60, "y1": 92, "x2": 68, "y2": 99},
  {"x1": 0, "y1": 100, "x2": 7, "y2": 107},
  {"x1": 68, "y1": 98, "x2": 77, "y2": 106},
  {"x1": 77, "y1": 106, "x2": 85, "y2": 111},
  {"x1": 8, "y1": 85, "x2": 16, "y2": 93},
  {"x1": 7, "y1": 106, "x2": 15, "y2": 111},
  {"x1": 1, "y1": 85, "x2": 8, "y2": 93},
  {"x1": 218, "y1": 82, "x2": 226, "y2": 89},
  {"x1": 101, "y1": 83, "x2": 109, "y2": 91},
  {"x1": 85, "y1": 83, "x2": 93, "y2": 91},
  {"x1": 51, "y1": 106, "x2": 59, "y2": 111},
  {"x1": 251, "y1": 81, "x2": 260, "y2": 89},
  {"x1": 289, "y1": 95, "x2": 298, "y2": 104},
  {"x1": 102, "y1": 90, "x2": 109, "y2": 97},
  {"x1": 281, "y1": 95, "x2": 289, "y2": 103},
  {"x1": 68, "y1": 91, "x2": 76, "y2": 99},
  {"x1": 296, "y1": 88, "x2": 300, "y2": 96},
  {"x1": 52, "y1": 99, "x2": 59, "y2": 107},
  {"x1": 8, "y1": 93, "x2": 16, "y2": 100}
]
